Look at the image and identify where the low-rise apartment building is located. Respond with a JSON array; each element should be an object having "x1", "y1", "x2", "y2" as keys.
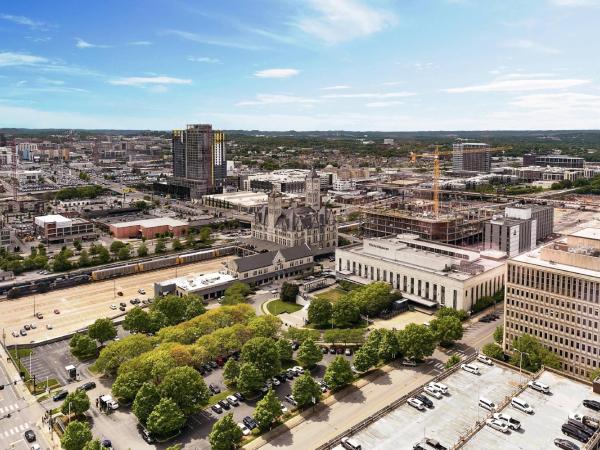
[{"x1": 504, "y1": 228, "x2": 600, "y2": 379}]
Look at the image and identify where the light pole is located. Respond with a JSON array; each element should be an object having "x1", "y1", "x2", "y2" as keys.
[
  {"x1": 512, "y1": 348, "x2": 529, "y2": 383},
  {"x1": 33, "y1": 295, "x2": 36, "y2": 317}
]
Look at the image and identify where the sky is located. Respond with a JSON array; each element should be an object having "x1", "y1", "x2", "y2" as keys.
[{"x1": 0, "y1": 0, "x2": 599, "y2": 131}]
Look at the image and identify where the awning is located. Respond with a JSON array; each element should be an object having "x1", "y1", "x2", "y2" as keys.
[{"x1": 401, "y1": 293, "x2": 438, "y2": 308}]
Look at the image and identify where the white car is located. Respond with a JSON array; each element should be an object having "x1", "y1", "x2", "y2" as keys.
[
  {"x1": 511, "y1": 397, "x2": 534, "y2": 414},
  {"x1": 138, "y1": 288, "x2": 146, "y2": 294},
  {"x1": 293, "y1": 366, "x2": 305, "y2": 374},
  {"x1": 46, "y1": 324, "x2": 53, "y2": 330},
  {"x1": 428, "y1": 382, "x2": 448, "y2": 395},
  {"x1": 527, "y1": 380, "x2": 550, "y2": 394},
  {"x1": 237, "y1": 423, "x2": 251, "y2": 436},
  {"x1": 486, "y1": 418, "x2": 509, "y2": 433},
  {"x1": 407, "y1": 397, "x2": 425, "y2": 411},
  {"x1": 424, "y1": 385, "x2": 443, "y2": 399},
  {"x1": 110, "y1": 304, "x2": 117, "y2": 310},
  {"x1": 493, "y1": 413, "x2": 521, "y2": 430},
  {"x1": 271, "y1": 377, "x2": 281, "y2": 386},
  {"x1": 461, "y1": 363, "x2": 481, "y2": 375},
  {"x1": 280, "y1": 402, "x2": 288, "y2": 414},
  {"x1": 477, "y1": 354, "x2": 493, "y2": 365}
]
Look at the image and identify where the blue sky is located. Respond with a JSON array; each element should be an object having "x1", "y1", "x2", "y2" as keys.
[{"x1": 0, "y1": 0, "x2": 599, "y2": 130}]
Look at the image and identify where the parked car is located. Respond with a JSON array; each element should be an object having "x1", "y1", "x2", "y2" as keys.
[
  {"x1": 226, "y1": 395, "x2": 239, "y2": 407},
  {"x1": 138, "y1": 288, "x2": 146, "y2": 294},
  {"x1": 30, "y1": 323, "x2": 37, "y2": 329},
  {"x1": 424, "y1": 385, "x2": 443, "y2": 399},
  {"x1": 11, "y1": 331, "x2": 18, "y2": 337},
  {"x1": 528, "y1": 380, "x2": 550, "y2": 394},
  {"x1": 415, "y1": 394, "x2": 433, "y2": 408},
  {"x1": 35, "y1": 313, "x2": 43, "y2": 319},
  {"x1": 78, "y1": 381, "x2": 96, "y2": 391},
  {"x1": 322, "y1": 347, "x2": 329, "y2": 354},
  {"x1": 493, "y1": 413, "x2": 521, "y2": 430},
  {"x1": 209, "y1": 384, "x2": 221, "y2": 394},
  {"x1": 54, "y1": 309, "x2": 60, "y2": 314},
  {"x1": 110, "y1": 304, "x2": 117, "y2": 310},
  {"x1": 402, "y1": 358, "x2": 417, "y2": 367},
  {"x1": 280, "y1": 402, "x2": 288, "y2": 414},
  {"x1": 461, "y1": 363, "x2": 481, "y2": 375},
  {"x1": 271, "y1": 377, "x2": 281, "y2": 386},
  {"x1": 341, "y1": 436, "x2": 362, "y2": 450},
  {"x1": 511, "y1": 397, "x2": 534, "y2": 414},
  {"x1": 292, "y1": 366, "x2": 305, "y2": 374},
  {"x1": 218, "y1": 399, "x2": 231, "y2": 410},
  {"x1": 345, "y1": 348, "x2": 353, "y2": 356},
  {"x1": 211, "y1": 404, "x2": 223, "y2": 414},
  {"x1": 234, "y1": 392, "x2": 245, "y2": 401},
  {"x1": 329, "y1": 347, "x2": 336, "y2": 354},
  {"x1": 554, "y1": 438, "x2": 581, "y2": 450},
  {"x1": 285, "y1": 370, "x2": 296, "y2": 380},
  {"x1": 138, "y1": 425, "x2": 155, "y2": 444},
  {"x1": 477, "y1": 354, "x2": 493, "y2": 365},
  {"x1": 24, "y1": 430, "x2": 36, "y2": 442},
  {"x1": 243, "y1": 416, "x2": 258, "y2": 430},
  {"x1": 486, "y1": 418, "x2": 509, "y2": 433},
  {"x1": 407, "y1": 397, "x2": 425, "y2": 411},
  {"x1": 20, "y1": 329, "x2": 28, "y2": 336},
  {"x1": 119, "y1": 306, "x2": 126, "y2": 312},
  {"x1": 46, "y1": 324, "x2": 53, "y2": 330},
  {"x1": 237, "y1": 423, "x2": 251, "y2": 436},
  {"x1": 23, "y1": 324, "x2": 31, "y2": 330},
  {"x1": 53, "y1": 390, "x2": 68, "y2": 401},
  {"x1": 284, "y1": 395, "x2": 298, "y2": 406}
]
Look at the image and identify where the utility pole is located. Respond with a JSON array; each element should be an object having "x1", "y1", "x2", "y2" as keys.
[{"x1": 33, "y1": 295, "x2": 36, "y2": 317}]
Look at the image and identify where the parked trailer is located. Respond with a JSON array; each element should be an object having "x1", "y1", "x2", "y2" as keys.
[{"x1": 91, "y1": 264, "x2": 138, "y2": 281}]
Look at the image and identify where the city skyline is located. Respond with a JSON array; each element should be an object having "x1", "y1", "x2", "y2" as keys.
[{"x1": 0, "y1": 0, "x2": 599, "y2": 130}]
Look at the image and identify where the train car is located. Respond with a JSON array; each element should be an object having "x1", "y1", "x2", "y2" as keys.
[
  {"x1": 91, "y1": 264, "x2": 137, "y2": 281},
  {"x1": 138, "y1": 256, "x2": 178, "y2": 272},
  {"x1": 52, "y1": 274, "x2": 90, "y2": 289},
  {"x1": 178, "y1": 249, "x2": 216, "y2": 264}
]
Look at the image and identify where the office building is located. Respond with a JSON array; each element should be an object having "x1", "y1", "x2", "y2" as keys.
[
  {"x1": 504, "y1": 228, "x2": 600, "y2": 379},
  {"x1": 336, "y1": 234, "x2": 505, "y2": 312},
  {"x1": 523, "y1": 154, "x2": 585, "y2": 169},
  {"x1": 34, "y1": 214, "x2": 97, "y2": 244},
  {"x1": 484, "y1": 205, "x2": 554, "y2": 257},
  {"x1": 170, "y1": 124, "x2": 226, "y2": 198},
  {"x1": 0, "y1": 222, "x2": 10, "y2": 251},
  {"x1": 154, "y1": 272, "x2": 235, "y2": 299},
  {"x1": 109, "y1": 217, "x2": 188, "y2": 239},
  {"x1": 252, "y1": 170, "x2": 337, "y2": 251},
  {"x1": 452, "y1": 142, "x2": 491, "y2": 173},
  {"x1": 0, "y1": 147, "x2": 14, "y2": 165}
]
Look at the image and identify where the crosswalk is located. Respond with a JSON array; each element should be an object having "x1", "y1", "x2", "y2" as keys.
[
  {"x1": 0, "y1": 402, "x2": 19, "y2": 415},
  {"x1": 2, "y1": 422, "x2": 28, "y2": 438}
]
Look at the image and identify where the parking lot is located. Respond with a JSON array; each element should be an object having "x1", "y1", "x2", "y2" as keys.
[
  {"x1": 332, "y1": 361, "x2": 523, "y2": 450},
  {"x1": 464, "y1": 370, "x2": 600, "y2": 450}
]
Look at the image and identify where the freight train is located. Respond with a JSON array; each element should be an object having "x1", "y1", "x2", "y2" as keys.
[{"x1": 6, "y1": 274, "x2": 91, "y2": 299}]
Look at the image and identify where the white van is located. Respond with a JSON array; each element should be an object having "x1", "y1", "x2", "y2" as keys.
[
  {"x1": 428, "y1": 382, "x2": 449, "y2": 395},
  {"x1": 461, "y1": 363, "x2": 481, "y2": 375},
  {"x1": 527, "y1": 380, "x2": 550, "y2": 394},
  {"x1": 341, "y1": 437, "x2": 362, "y2": 450},
  {"x1": 479, "y1": 397, "x2": 497, "y2": 411},
  {"x1": 511, "y1": 397, "x2": 533, "y2": 414}
]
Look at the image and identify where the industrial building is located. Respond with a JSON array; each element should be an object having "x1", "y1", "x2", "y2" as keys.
[
  {"x1": 225, "y1": 244, "x2": 314, "y2": 285},
  {"x1": 523, "y1": 154, "x2": 585, "y2": 169},
  {"x1": 109, "y1": 217, "x2": 188, "y2": 239},
  {"x1": 452, "y1": 142, "x2": 491, "y2": 173},
  {"x1": 34, "y1": 214, "x2": 97, "y2": 244},
  {"x1": 484, "y1": 205, "x2": 554, "y2": 257},
  {"x1": 336, "y1": 234, "x2": 505, "y2": 311},
  {"x1": 154, "y1": 272, "x2": 235, "y2": 299},
  {"x1": 504, "y1": 228, "x2": 600, "y2": 379}
]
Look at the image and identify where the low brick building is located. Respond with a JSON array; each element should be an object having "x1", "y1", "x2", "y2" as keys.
[{"x1": 109, "y1": 217, "x2": 188, "y2": 239}]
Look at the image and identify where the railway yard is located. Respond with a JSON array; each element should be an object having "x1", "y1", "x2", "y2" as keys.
[{"x1": 0, "y1": 255, "x2": 233, "y2": 346}]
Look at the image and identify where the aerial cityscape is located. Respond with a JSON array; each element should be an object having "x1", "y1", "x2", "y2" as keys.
[{"x1": 1, "y1": 1, "x2": 600, "y2": 450}]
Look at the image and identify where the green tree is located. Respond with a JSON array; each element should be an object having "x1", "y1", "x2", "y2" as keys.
[
  {"x1": 324, "y1": 356, "x2": 354, "y2": 391},
  {"x1": 254, "y1": 389, "x2": 283, "y2": 431},
  {"x1": 435, "y1": 306, "x2": 469, "y2": 322},
  {"x1": 589, "y1": 368, "x2": 600, "y2": 383},
  {"x1": 154, "y1": 238, "x2": 167, "y2": 254},
  {"x1": 378, "y1": 329, "x2": 400, "y2": 361},
  {"x1": 430, "y1": 316, "x2": 463, "y2": 347},
  {"x1": 94, "y1": 334, "x2": 153, "y2": 376},
  {"x1": 308, "y1": 297, "x2": 332, "y2": 327},
  {"x1": 296, "y1": 338, "x2": 323, "y2": 369},
  {"x1": 88, "y1": 318, "x2": 117, "y2": 345},
  {"x1": 146, "y1": 397, "x2": 186, "y2": 438},
  {"x1": 482, "y1": 343, "x2": 504, "y2": 360},
  {"x1": 208, "y1": 413, "x2": 243, "y2": 450},
  {"x1": 349, "y1": 282, "x2": 393, "y2": 317},
  {"x1": 332, "y1": 296, "x2": 361, "y2": 328},
  {"x1": 112, "y1": 370, "x2": 149, "y2": 403},
  {"x1": 137, "y1": 242, "x2": 149, "y2": 257},
  {"x1": 117, "y1": 245, "x2": 131, "y2": 261},
  {"x1": 78, "y1": 249, "x2": 91, "y2": 267},
  {"x1": 123, "y1": 307, "x2": 152, "y2": 334},
  {"x1": 247, "y1": 315, "x2": 281, "y2": 339},
  {"x1": 184, "y1": 296, "x2": 206, "y2": 321},
  {"x1": 73, "y1": 239, "x2": 83, "y2": 251},
  {"x1": 292, "y1": 373, "x2": 322, "y2": 408},
  {"x1": 110, "y1": 240, "x2": 126, "y2": 255},
  {"x1": 445, "y1": 354, "x2": 461, "y2": 369},
  {"x1": 53, "y1": 249, "x2": 73, "y2": 272},
  {"x1": 223, "y1": 282, "x2": 252, "y2": 305},
  {"x1": 152, "y1": 295, "x2": 188, "y2": 326},
  {"x1": 237, "y1": 363, "x2": 263, "y2": 395},
  {"x1": 510, "y1": 334, "x2": 561, "y2": 372},
  {"x1": 160, "y1": 366, "x2": 210, "y2": 414},
  {"x1": 396, "y1": 323, "x2": 436, "y2": 362},
  {"x1": 352, "y1": 340, "x2": 379, "y2": 372},
  {"x1": 240, "y1": 337, "x2": 281, "y2": 379},
  {"x1": 275, "y1": 339, "x2": 293, "y2": 362},
  {"x1": 172, "y1": 238, "x2": 183, "y2": 251},
  {"x1": 223, "y1": 358, "x2": 241, "y2": 385},
  {"x1": 93, "y1": 245, "x2": 111, "y2": 264},
  {"x1": 199, "y1": 227, "x2": 212, "y2": 242},
  {"x1": 61, "y1": 390, "x2": 90, "y2": 417},
  {"x1": 133, "y1": 382, "x2": 161, "y2": 425},
  {"x1": 61, "y1": 421, "x2": 93, "y2": 450},
  {"x1": 494, "y1": 325, "x2": 504, "y2": 344},
  {"x1": 82, "y1": 439, "x2": 103, "y2": 450},
  {"x1": 280, "y1": 282, "x2": 299, "y2": 303},
  {"x1": 71, "y1": 334, "x2": 97, "y2": 359}
]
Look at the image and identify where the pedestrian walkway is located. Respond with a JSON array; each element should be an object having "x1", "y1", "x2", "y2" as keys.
[
  {"x1": 2, "y1": 422, "x2": 28, "y2": 438},
  {"x1": 0, "y1": 402, "x2": 19, "y2": 415}
]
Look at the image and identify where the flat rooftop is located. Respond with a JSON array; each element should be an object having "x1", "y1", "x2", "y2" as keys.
[
  {"x1": 513, "y1": 244, "x2": 600, "y2": 278},
  {"x1": 110, "y1": 217, "x2": 188, "y2": 228},
  {"x1": 334, "y1": 364, "x2": 600, "y2": 450},
  {"x1": 572, "y1": 227, "x2": 600, "y2": 241},
  {"x1": 157, "y1": 271, "x2": 234, "y2": 292}
]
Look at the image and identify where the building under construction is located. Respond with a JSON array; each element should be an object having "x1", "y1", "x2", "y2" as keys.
[{"x1": 363, "y1": 200, "x2": 499, "y2": 245}]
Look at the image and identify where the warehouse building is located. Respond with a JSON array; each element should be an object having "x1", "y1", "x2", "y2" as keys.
[
  {"x1": 336, "y1": 234, "x2": 505, "y2": 312},
  {"x1": 34, "y1": 214, "x2": 97, "y2": 244},
  {"x1": 109, "y1": 217, "x2": 188, "y2": 239}
]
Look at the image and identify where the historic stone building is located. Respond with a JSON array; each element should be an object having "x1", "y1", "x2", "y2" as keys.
[{"x1": 252, "y1": 170, "x2": 337, "y2": 251}]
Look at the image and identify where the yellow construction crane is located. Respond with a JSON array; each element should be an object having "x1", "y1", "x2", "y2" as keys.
[{"x1": 409, "y1": 145, "x2": 512, "y2": 218}]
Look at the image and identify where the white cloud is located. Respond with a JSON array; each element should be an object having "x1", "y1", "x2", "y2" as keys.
[
  {"x1": 163, "y1": 29, "x2": 266, "y2": 50},
  {"x1": 109, "y1": 76, "x2": 192, "y2": 87},
  {"x1": 0, "y1": 14, "x2": 48, "y2": 29},
  {"x1": 236, "y1": 94, "x2": 317, "y2": 106},
  {"x1": 321, "y1": 85, "x2": 351, "y2": 90},
  {"x1": 254, "y1": 68, "x2": 299, "y2": 78},
  {"x1": 503, "y1": 39, "x2": 560, "y2": 54},
  {"x1": 444, "y1": 77, "x2": 589, "y2": 93},
  {"x1": 187, "y1": 56, "x2": 220, "y2": 64},
  {"x1": 76, "y1": 38, "x2": 110, "y2": 49},
  {"x1": 0, "y1": 52, "x2": 48, "y2": 67},
  {"x1": 322, "y1": 91, "x2": 415, "y2": 99},
  {"x1": 128, "y1": 41, "x2": 152, "y2": 46},
  {"x1": 511, "y1": 92, "x2": 600, "y2": 112},
  {"x1": 366, "y1": 101, "x2": 405, "y2": 108},
  {"x1": 296, "y1": 0, "x2": 395, "y2": 44}
]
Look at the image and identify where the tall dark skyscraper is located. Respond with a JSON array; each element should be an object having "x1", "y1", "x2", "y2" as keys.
[{"x1": 170, "y1": 124, "x2": 226, "y2": 198}]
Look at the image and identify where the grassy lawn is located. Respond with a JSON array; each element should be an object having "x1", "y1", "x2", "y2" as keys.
[
  {"x1": 316, "y1": 288, "x2": 348, "y2": 303},
  {"x1": 267, "y1": 300, "x2": 303, "y2": 315},
  {"x1": 208, "y1": 389, "x2": 234, "y2": 405}
]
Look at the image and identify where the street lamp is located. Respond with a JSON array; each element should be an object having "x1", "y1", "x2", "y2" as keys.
[{"x1": 512, "y1": 348, "x2": 530, "y2": 381}]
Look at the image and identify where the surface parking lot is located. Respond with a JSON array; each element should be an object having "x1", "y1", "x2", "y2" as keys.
[
  {"x1": 464, "y1": 370, "x2": 600, "y2": 450},
  {"x1": 333, "y1": 362, "x2": 523, "y2": 450}
]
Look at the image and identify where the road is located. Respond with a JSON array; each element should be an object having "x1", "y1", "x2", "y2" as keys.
[
  {"x1": 251, "y1": 312, "x2": 503, "y2": 450},
  {"x1": 0, "y1": 256, "x2": 233, "y2": 346}
]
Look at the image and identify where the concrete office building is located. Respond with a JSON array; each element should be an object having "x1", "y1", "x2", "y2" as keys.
[
  {"x1": 452, "y1": 142, "x2": 491, "y2": 173},
  {"x1": 34, "y1": 214, "x2": 97, "y2": 244},
  {"x1": 523, "y1": 154, "x2": 585, "y2": 169},
  {"x1": 336, "y1": 234, "x2": 505, "y2": 312},
  {"x1": 484, "y1": 205, "x2": 554, "y2": 257},
  {"x1": 504, "y1": 228, "x2": 600, "y2": 379},
  {"x1": 170, "y1": 124, "x2": 226, "y2": 198}
]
